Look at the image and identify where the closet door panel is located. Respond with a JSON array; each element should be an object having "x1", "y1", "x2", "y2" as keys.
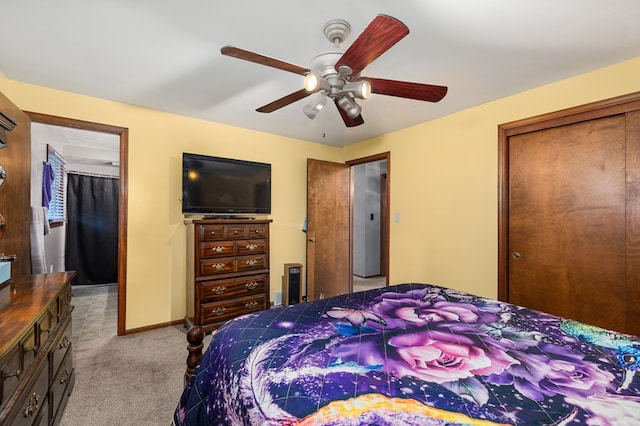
[
  {"x1": 508, "y1": 115, "x2": 627, "y2": 331},
  {"x1": 626, "y1": 110, "x2": 640, "y2": 336}
]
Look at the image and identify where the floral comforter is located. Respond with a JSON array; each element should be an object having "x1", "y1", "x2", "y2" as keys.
[{"x1": 174, "y1": 283, "x2": 640, "y2": 425}]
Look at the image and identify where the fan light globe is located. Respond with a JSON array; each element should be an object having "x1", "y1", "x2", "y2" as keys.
[
  {"x1": 304, "y1": 73, "x2": 319, "y2": 92},
  {"x1": 303, "y1": 94, "x2": 327, "y2": 119}
]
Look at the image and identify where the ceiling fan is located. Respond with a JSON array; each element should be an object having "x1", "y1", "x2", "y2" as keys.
[{"x1": 221, "y1": 14, "x2": 448, "y2": 127}]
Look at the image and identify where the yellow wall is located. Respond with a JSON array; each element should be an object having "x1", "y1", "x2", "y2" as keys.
[
  {"x1": 2, "y1": 55, "x2": 639, "y2": 330},
  {"x1": 0, "y1": 79, "x2": 341, "y2": 329},
  {"x1": 344, "y1": 56, "x2": 640, "y2": 298}
]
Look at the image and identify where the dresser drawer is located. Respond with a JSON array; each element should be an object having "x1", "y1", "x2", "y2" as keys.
[
  {"x1": 9, "y1": 360, "x2": 49, "y2": 426},
  {"x1": 50, "y1": 348, "x2": 74, "y2": 423},
  {"x1": 200, "y1": 224, "x2": 225, "y2": 241},
  {"x1": 200, "y1": 294, "x2": 266, "y2": 324},
  {"x1": 20, "y1": 324, "x2": 39, "y2": 376},
  {"x1": 225, "y1": 224, "x2": 246, "y2": 240},
  {"x1": 58, "y1": 284, "x2": 73, "y2": 319},
  {"x1": 199, "y1": 275, "x2": 267, "y2": 303},
  {"x1": 236, "y1": 239, "x2": 266, "y2": 256},
  {"x1": 236, "y1": 254, "x2": 267, "y2": 273},
  {"x1": 199, "y1": 241, "x2": 235, "y2": 259},
  {"x1": 199, "y1": 258, "x2": 235, "y2": 276},
  {"x1": 0, "y1": 345, "x2": 21, "y2": 409},
  {"x1": 247, "y1": 223, "x2": 267, "y2": 238},
  {"x1": 50, "y1": 317, "x2": 72, "y2": 384}
]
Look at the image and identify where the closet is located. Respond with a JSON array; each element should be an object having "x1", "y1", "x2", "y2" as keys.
[{"x1": 498, "y1": 92, "x2": 640, "y2": 336}]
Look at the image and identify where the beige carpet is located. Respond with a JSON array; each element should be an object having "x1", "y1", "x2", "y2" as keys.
[{"x1": 60, "y1": 326, "x2": 189, "y2": 425}]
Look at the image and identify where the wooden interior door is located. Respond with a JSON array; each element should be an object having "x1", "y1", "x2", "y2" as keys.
[
  {"x1": 0, "y1": 91, "x2": 31, "y2": 276},
  {"x1": 508, "y1": 116, "x2": 627, "y2": 331},
  {"x1": 499, "y1": 93, "x2": 640, "y2": 336},
  {"x1": 306, "y1": 158, "x2": 351, "y2": 301}
]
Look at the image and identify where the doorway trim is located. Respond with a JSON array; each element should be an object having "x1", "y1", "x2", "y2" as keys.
[
  {"x1": 25, "y1": 111, "x2": 129, "y2": 336},
  {"x1": 497, "y1": 91, "x2": 640, "y2": 302},
  {"x1": 346, "y1": 151, "x2": 390, "y2": 286}
]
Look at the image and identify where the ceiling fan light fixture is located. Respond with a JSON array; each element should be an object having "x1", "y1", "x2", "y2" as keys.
[
  {"x1": 303, "y1": 93, "x2": 327, "y2": 119},
  {"x1": 337, "y1": 95, "x2": 361, "y2": 119},
  {"x1": 343, "y1": 80, "x2": 371, "y2": 99},
  {"x1": 304, "y1": 72, "x2": 330, "y2": 93}
]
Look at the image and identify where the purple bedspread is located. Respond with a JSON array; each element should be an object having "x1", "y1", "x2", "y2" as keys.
[{"x1": 174, "y1": 283, "x2": 640, "y2": 425}]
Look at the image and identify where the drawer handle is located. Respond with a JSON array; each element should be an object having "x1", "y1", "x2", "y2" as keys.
[
  {"x1": 210, "y1": 231, "x2": 216, "y2": 235},
  {"x1": 233, "y1": 230, "x2": 238, "y2": 235},
  {"x1": 22, "y1": 393, "x2": 39, "y2": 418},
  {"x1": 245, "y1": 301, "x2": 259, "y2": 309},
  {"x1": 211, "y1": 286, "x2": 227, "y2": 295},
  {"x1": 60, "y1": 369, "x2": 71, "y2": 385},
  {"x1": 211, "y1": 263, "x2": 225, "y2": 270},
  {"x1": 4, "y1": 368, "x2": 22, "y2": 379},
  {"x1": 245, "y1": 281, "x2": 258, "y2": 290},
  {"x1": 211, "y1": 246, "x2": 225, "y2": 253},
  {"x1": 255, "y1": 229, "x2": 261, "y2": 233},
  {"x1": 59, "y1": 336, "x2": 71, "y2": 350},
  {"x1": 246, "y1": 244, "x2": 258, "y2": 251},
  {"x1": 211, "y1": 307, "x2": 226, "y2": 316},
  {"x1": 246, "y1": 259, "x2": 258, "y2": 266},
  {"x1": 23, "y1": 345, "x2": 39, "y2": 355}
]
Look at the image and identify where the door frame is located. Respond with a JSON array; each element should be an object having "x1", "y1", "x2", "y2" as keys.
[
  {"x1": 497, "y1": 91, "x2": 640, "y2": 301},
  {"x1": 347, "y1": 151, "x2": 390, "y2": 286},
  {"x1": 25, "y1": 111, "x2": 129, "y2": 336}
]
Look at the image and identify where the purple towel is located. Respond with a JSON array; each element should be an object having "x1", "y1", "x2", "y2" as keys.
[{"x1": 42, "y1": 161, "x2": 55, "y2": 208}]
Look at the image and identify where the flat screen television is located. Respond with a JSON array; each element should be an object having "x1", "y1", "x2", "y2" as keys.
[{"x1": 182, "y1": 153, "x2": 271, "y2": 216}]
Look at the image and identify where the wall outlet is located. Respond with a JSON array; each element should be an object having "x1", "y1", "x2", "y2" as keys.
[{"x1": 274, "y1": 291, "x2": 282, "y2": 306}]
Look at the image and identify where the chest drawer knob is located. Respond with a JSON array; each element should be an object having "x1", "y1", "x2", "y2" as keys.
[
  {"x1": 59, "y1": 336, "x2": 71, "y2": 350},
  {"x1": 211, "y1": 307, "x2": 226, "y2": 316},
  {"x1": 4, "y1": 368, "x2": 22, "y2": 379},
  {"x1": 245, "y1": 301, "x2": 259, "y2": 309},
  {"x1": 246, "y1": 244, "x2": 258, "y2": 251},
  {"x1": 246, "y1": 259, "x2": 258, "y2": 266},
  {"x1": 23, "y1": 344, "x2": 39, "y2": 355},
  {"x1": 211, "y1": 246, "x2": 226, "y2": 253},
  {"x1": 211, "y1": 263, "x2": 225, "y2": 271},
  {"x1": 245, "y1": 281, "x2": 258, "y2": 290},
  {"x1": 60, "y1": 369, "x2": 71, "y2": 385},
  {"x1": 211, "y1": 286, "x2": 227, "y2": 295},
  {"x1": 22, "y1": 393, "x2": 40, "y2": 418}
]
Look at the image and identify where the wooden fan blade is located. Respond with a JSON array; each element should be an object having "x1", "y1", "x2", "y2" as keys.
[
  {"x1": 221, "y1": 46, "x2": 310, "y2": 76},
  {"x1": 360, "y1": 77, "x2": 448, "y2": 102},
  {"x1": 334, "y1": 99, "x2": 365, "y2": 127},
  {"x1": 335, "y1": 15, "x2": 409, "y2": 76},
  {"x1": 256, "y1": 89, "x2": 311, "y2": 113}
]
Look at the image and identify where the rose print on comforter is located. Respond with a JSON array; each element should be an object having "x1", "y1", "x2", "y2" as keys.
[{"x1": 175, "y1": 284, "x2": 640, "y2": 425}]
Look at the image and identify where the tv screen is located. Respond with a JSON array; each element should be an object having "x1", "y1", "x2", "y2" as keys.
[{"x1": 182, "y1": 153, "x2": 271, "y2": 215}]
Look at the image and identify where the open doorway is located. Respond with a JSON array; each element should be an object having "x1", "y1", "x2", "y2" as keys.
[
  {"x1": 306, "y1": 152, "x2": 390, "y2": 300},
  {"x1": 27, "y1": 112, "x2": 128, "y2": 337},
  {"x1": 348, "y1": 153, "x2": 389, "y2": 293}
]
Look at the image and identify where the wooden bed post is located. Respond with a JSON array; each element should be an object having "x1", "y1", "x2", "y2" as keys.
[{"x1": 184, "y1": 325, "x2": 205, "y2": 386}]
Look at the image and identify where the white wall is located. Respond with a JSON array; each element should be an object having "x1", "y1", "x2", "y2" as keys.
[{"x1": 353, "y1": 160, "x2": 386, "y2": 277}]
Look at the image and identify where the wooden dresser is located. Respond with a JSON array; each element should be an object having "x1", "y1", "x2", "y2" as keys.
[
  {"x1": 0, "y1": 272, "x2": 75, "y2": 425},
  {"x1": 186, "y1": 219, "x2": 271, "y2": 334}
]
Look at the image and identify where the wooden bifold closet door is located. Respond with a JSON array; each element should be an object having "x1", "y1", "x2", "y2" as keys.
[{"x1": 499, "y1": 93, "x2": 640, "y2": 336}]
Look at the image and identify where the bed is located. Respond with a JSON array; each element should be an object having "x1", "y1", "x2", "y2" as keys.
[{"x1": 174, "y1": 283, "x2": 640, "y2": 425}]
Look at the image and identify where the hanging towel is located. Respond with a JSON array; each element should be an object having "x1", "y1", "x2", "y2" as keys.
[
  {"x1": 30, "y1": 206, "x2": 48, "y2": 274},
  {"x1": 42, "y1": 161, "x2": 55, "y2": 209}
]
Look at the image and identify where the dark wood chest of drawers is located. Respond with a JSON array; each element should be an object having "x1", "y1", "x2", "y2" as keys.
[
  {"x1": 0, "y1": 272, "x2": 76, "y2": 425},
  {"x1": 186, "y1": 219, "x2": 271, "y2": 333}
]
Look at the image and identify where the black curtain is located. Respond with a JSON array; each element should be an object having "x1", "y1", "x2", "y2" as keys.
[{"x1": 65, "y1": 173, "x2": 119, "y2": 285}]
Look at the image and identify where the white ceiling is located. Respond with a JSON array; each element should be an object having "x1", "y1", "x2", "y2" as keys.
[{"x1": 2, "y1": 1, "x2": 640, "y2": 147}]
